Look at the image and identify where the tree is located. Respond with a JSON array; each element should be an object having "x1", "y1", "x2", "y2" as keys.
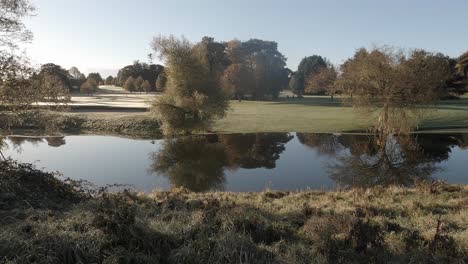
[
  {"x1": 142, "y1": 80, "x2": 151, "y2": 93},
  {"x1": 305, "y1": 64, "x2": 338, "y2": 100},
  {"x1": 457, "y1": 51, "x2": 468, "y2": 79},
  {"x1": 155, "y1": 71, "x2": 166, "y2": 92},
  {"x1": 134, "y1": 76, "x2": 144, "y2": 93},
  {"x1": 0, "y1": 0, "x2": 70, "y2": 132},
  {"x1": 336, "y1": 47, "x2": 451, "y2": 134},
  {"x1": 242, "y1": 39, "x2": 288, "y2": 99},
  {"x1": 151, "y1": 35, "x2": 229, "y2": 135},
  {"x1": 87, "y1": 72, "x2": 103, "y2": 84},
  {"x1": 123, "y1": 76, "x2": 136, "y2": 92},
  {"x1": 0, "y1": 0, "x2": 34, "y2": 48},
  {"x1": 293, "y1": 55, "x2": 327, "y2": 95},
  {"x1": 0, "y1": 53, "x2": 37, "y2": 111},
  {"x1": 193, "y1": 36, "x2": 229, "y2": 78},
  {"x1": 34, "y1": 63, "x2": 72, "y2": 104},
  {"x1": 105, "y1": 75, "x2": 114, "y2": 85},
  {"x1": 68, "y1": 67, "x2": 86, "y2": 88},
  {"x1": 221, "y1": 63, "x2": 254, "y2": 101},
  {"x1": 116, "y1": 61, "x2": 164, "y2": 89},
  {"x1": 80, "y1": 78, "x2": 98, "y2": 95}
]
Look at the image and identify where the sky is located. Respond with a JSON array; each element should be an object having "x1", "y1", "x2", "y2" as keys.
[{"x1": 25, "y1": 0, "x2": 468, "y2": 77}]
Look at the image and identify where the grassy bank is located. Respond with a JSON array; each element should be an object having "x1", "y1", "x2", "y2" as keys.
[
  {"x1": 214, "y1": 96, "x2": 468, "y2": 133},
  {"x1": 0, "y1": 111, "x2": 161, "y2": 138},
  {"x1": 1, "y1": 161, "x2": 467, "y2": 263},
  {"x1": 2, "y1": 95, "x2": 468, "y2": 137}
]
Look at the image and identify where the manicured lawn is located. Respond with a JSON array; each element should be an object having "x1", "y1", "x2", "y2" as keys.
[
  {"x1": 214, "y1": 97, "x2": 370, "y2": 133},
  {"x1": 214, "y1": 96, "x2": 468, "y2": 133},
  {"x1": 65, "y1": 89, "x2": 468, "y2": 133}
]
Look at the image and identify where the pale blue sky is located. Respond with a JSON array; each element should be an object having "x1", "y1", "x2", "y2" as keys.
[{"x1": 25, "y1": 0, "x2": 468, "y2": 76}]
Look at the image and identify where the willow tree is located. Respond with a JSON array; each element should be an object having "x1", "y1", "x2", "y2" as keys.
[
  {"x1": 151, "y1": 35, "x2": 229, "y2": 135},
  {"x1": 336, "y1": 47, "x2": 451, "y2": 134}
]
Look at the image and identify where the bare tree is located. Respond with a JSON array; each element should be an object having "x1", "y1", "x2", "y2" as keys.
[
  {"x1": 336, "y1": 47, "x2": 451, "y2": 134},
  {"x1": 0, "y1": 0, "x2": 35, "y2": 48}
]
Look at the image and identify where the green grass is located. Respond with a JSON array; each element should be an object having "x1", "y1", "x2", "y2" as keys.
[
  {"x1": 3, "y1": 95, "x2": 468, "y2": 136},
  {"x1": 214, "y1": 97, "x2": 369, "y2": 133},
  {"x1": 213, "y1": 96, "x2": 468, "y2": 133},
  {"x1": 0, "y1": 110, "x2": 162, "y2": 138},
  {"x1": 1, "y1": 161, "x2": 467, "y2": 263}
]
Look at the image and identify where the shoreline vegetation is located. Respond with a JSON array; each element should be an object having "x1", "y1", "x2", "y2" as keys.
[
  {"x1": 1, "y1": 93, "x2": 468, "y2": 137},
  {"x1": 1, "y1": 161, "x2": 467, "y2": 263}
]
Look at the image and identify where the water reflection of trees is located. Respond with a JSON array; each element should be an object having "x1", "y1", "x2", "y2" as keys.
[
  {"x1": 220, "y1": 133, "x2": 293, "y2": 169},
  {"x1": 5, "y1": 136, "x2": 66, "y2": 153},
  {"x1": 150, "y1": 133, "x2": 292, "y2": 191},
  {"x1": 328, "y1": 135, "x2": 439, "y2": 188},
  {"x1": 297, "y1": 133, "x2": 466, "y2": 189}
]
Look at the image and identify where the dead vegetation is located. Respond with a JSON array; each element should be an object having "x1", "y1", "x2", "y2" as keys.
[{"x1": 0, "y1": 162, "x2": 467, "y2": 263}]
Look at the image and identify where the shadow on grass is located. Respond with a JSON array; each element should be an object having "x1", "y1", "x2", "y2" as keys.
[{"x1": 266, "y1": 97, "x2": 348, "y2": 107}]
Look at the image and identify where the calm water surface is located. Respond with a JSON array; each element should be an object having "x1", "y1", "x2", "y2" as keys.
[{"x1": 5, "y1": 133, "x2": 468, "y2": 192}]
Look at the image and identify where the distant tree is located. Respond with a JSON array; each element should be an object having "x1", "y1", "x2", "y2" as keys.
[
  {"x1": 135, "y1": 76, "x2": 145, "y2": 93},
  {"x1": 151, "y1": 35, "x2": 229, "y2": 135},
  {"x1": 457, "y1": 51, "x2": 468, "y2": 79},
  {"x1": 293, "y1": 55, "x2": 327, "y2": 95},
  {"x1": 288, "y1": 74, "x2": 301, "y2": 97},
  {"x1": 226, "y1": 40, "x2": 243, "y2": 64},
  {"x1": 155, "y1": 71, "x2": 166, "y2": 92},
  {"x1": 123, "y1": 76, "x2": 136, "y2": 92},
  {"x1": 105, "y1": 75, "x2": 113, "y2": 85},
  {"x1": 67, "y1": 67, "x2": 86, "y2": 88},
  {"x1": 305, "y1": 64, "x2": 338, "y2": 100},
  {"x1": 116, "y1": 61, "x2": 164, "y2": 89},
  {"x1": 336, "y1": 47, "x2": 451, "y2": 134},
  {"x1": 193, "y1": 36, "x2": 229, "y2": 78},
  {"x1": 222, "y1": 63, "x2": 254, "y2": 101},
  {"x1": 87, "y1": 72, "x2": 103, "y2": 84},
  {"x1": 34, "y1": 63, "x2": 72, "y2": 103},
  {"x1": 142, "y1": 80, "x2": 151, "y2": 93},
  {"x1": 80, "y1": 78, "x2": 98, "y2": 95},
  {"x1": 242, "y1": 39, "x2": 288, "y2": 99}
]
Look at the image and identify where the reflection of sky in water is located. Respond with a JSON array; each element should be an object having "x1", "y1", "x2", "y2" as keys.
[
  {"x1": 433, "y1": 146, "x2": 467, "y2": 183},
  {"x1": 224, "y1": 137, "x2": 336, "y2": 192},
  {"x1": 4, "y1": 134, "x2": 468, "y2": 192}
]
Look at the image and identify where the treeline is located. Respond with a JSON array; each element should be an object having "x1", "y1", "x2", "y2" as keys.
[
  {"x1": 116, "y1": 61, "x2": 165, "y2": 93},
  {"x1": 290, "y1": 50, "x2": 468, "y2": 100},
  {"x1": 149, "y1": 36, "x2": 291, "y2": 101},
  {"x1": 150, "y1": 35, "x2": 468, "y2": 135}
]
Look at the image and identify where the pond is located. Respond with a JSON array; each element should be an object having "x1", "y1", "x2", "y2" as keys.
[{"x1": 4, "y1": 132, "x2": 468, "y2": 192}]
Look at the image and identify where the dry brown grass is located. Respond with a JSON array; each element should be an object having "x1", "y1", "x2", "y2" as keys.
[{"x1": 1, "y1": 162, "x2": 467, "y2": 263}]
